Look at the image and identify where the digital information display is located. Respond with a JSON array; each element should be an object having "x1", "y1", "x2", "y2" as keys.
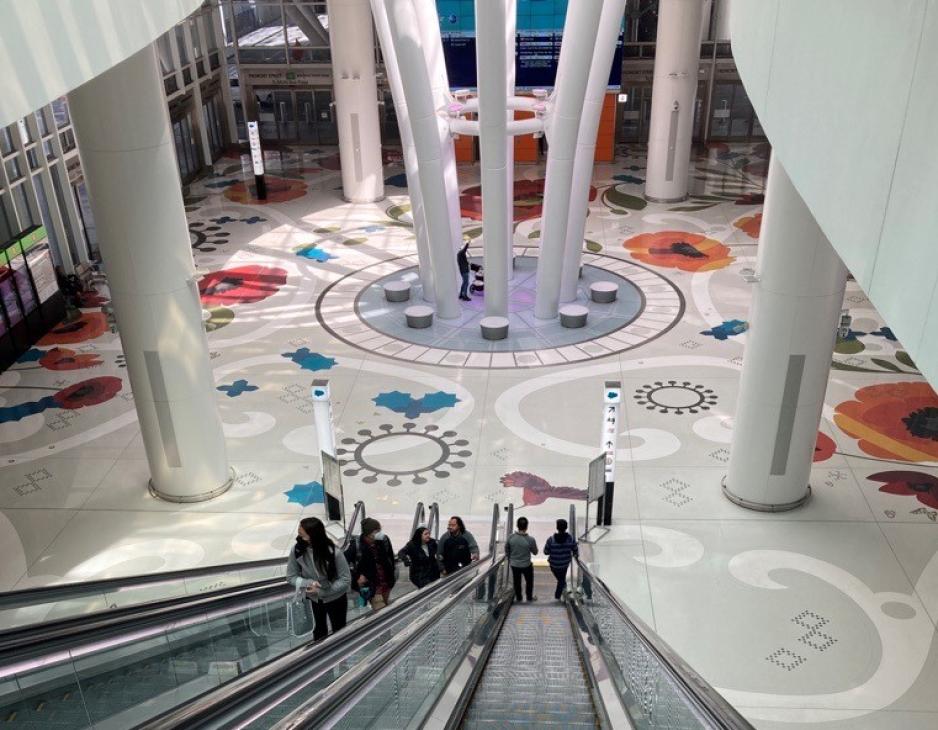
[{"x1": 437, "y1": 0, "x2": 623, "y2": 89}]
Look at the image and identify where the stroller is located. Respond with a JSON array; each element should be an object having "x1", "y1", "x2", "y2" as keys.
[{"x1": 469, "y1": 262, "x2": 484, "y2": 295}]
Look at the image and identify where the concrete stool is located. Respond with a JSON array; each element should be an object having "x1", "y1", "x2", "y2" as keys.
[
  {"x1": 480, "y1": 316, "x2": 509, "y2": 341},
  {"x1": 405, "y1": 305, "x2": 434, "y2": 329},
  {"x1": 559, "y1": 304, "x2": 588, "y2": 328},
  {"x1": 384, "y1": 280, "x2": 411, "y2": 302},
  {"x1": 590, "y1": 281, "x2": 618, "y2": 304}
]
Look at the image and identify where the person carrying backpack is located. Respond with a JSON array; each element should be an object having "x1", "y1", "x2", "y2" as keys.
[
  {"x1": 437, "y1": 515, "x2": 479, "y2": 574},
  {"x1": 505, "y1": 516, "x2": 538, "y2": 602},
  {"x1": 352, "y1": 518, "x2": 396, "y2": 610},
  {"x1": 544, "y1": 518, "x2": 578, "y2": 602}
]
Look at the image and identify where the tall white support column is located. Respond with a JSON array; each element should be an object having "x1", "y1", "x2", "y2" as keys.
[
  {"x1": 475, "y1": 0, "x2": 510, "y2": 317},
  {"x1": 413, "y1": 0, "x2": 463, "y2": 263},
  {"x1": 533, "y1": 0, "x2": 605, "y2": 320},
  {"x1": 724, "y1": 157, "x2": 848, "y2": 511},
  {"x1": 327, "y1": 0, "x2": 384, "y2": 203},
  {"x1": 560, "y1": 0, "x2": 628, "y2": 303},
  {"x1": 505, "y1": 0, "x2": 517, "y2": 280},
  {"x1": 714, "y1": 0, "x2": 732, "y2": 40},
  {"x1": 370, "y1": 0, "x2": 435, "y2": 301},
  {"x1": 69, "y1": 46, "x2": 231, "y2": 502},
  {"x1": 386, "y1": 0, "x2": 460, "y2": 319},
  {"x1": 644, "y1": 0, "x2": 703, "y2": 203}
]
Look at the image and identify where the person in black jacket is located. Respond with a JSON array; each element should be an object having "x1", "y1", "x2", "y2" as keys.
[
  {"x1": 438, "y1": 516, "x2": 479, "y2": 574},
  {"x1": 398, "y1": 527, "x2": 441, "y2": 589},
  {"x1": 457, "y1": 241, "x2": 471, "y2": 301},
  {"x1": 353, "y1": 517, "x2": 396, "y2": 610}
]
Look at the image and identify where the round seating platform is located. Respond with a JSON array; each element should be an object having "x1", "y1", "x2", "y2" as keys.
[
  {"x1": 559, "y1": 304, "x2": 588, "y2": 328},
  {"x1": 480, "y1": 315, "x2": 509, "y2": 341},
  {"x1": 589, "y1": 281, "x2": 618, "y2": 303},
  {"x1": 383, "y1": 280, "x2": 411, "y2": 302},
  {"x1": 404, "y1": 305, "x2": 434, "y2": 329}
]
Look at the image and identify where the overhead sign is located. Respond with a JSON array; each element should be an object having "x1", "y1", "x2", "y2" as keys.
[
  {"x1": 247, "y1": 121, "x2": 264, "y2": 176},
  {"x1": 601, "y1": 380, "x2": 621, "y2": 483}
]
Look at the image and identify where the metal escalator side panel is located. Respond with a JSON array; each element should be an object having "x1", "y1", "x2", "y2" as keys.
[
  {"x1": 566, "y1": 599, "x2": 635, "y2": 730},
  {"x1": 424, "y1": 591, "x2": 515, "y2": 729},
  {"x1": 271, "y1": 559, "x2": 511, "y2": 730},
  {"x1": 573, "y1": 561, "x2": 754, "y2": 730}
]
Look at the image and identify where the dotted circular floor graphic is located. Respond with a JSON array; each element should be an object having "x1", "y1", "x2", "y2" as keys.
[{"x1": 316, "y1": 247, "x2": 684, "y2": 369}]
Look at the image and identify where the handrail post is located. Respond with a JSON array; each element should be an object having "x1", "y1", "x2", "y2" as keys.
[
  {"x1": 411, "y1": 501, "x2": 425, "y2": 538},
  {"x1": 488, "y1": 504, "x2": 499, "y2": 564},
  {"x1": 505, "y1": 503, "x2": 514, "y2": 579},
  {"x1": 569, "y1": 503, "x2": 577, "y2": 597},
  {"x1": 428, "y1": 502, "x2": 440, "y2": 539},
  {"x1": 341, "y1": 501, "x2": 365, "y2": 550}
]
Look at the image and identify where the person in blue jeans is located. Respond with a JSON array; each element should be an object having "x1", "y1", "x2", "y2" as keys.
[
  {"x1": 457, "y1": 241, "x2": 471, "y2": 301},
  {"x1": 544, "y1": 518, "x2": 578, "y2": 601}
]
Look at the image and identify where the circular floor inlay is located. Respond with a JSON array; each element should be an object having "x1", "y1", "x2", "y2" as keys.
[
  {"x1": 336, "y1": 423, "x2": 471, "y2": 486},
  {"x1": 316, "y1": 247, "x2": 684, "y2": 369},
  {"x1": 634, "y1": 381, "x2": 718, "y2": 415}
]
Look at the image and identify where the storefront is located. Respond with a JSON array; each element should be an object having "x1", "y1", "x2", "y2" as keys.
[{"x1": 0, "y1": 225, "x2": 65, "y2": 369}]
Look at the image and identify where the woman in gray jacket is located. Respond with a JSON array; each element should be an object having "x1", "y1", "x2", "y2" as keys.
[{"x1": 286, "y1": 517, "x2": 351, "y2": 640}]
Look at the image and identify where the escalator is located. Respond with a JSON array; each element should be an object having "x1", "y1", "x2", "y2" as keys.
[
  {"x1": 157, "y1": 505, "x2": 753, "y2": 730},
  {"x1": 0, "y1": 501, "x2": 457, "y2": 729}
]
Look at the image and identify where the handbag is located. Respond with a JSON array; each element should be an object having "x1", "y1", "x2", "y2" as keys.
[{"x1": 286, "y1": 588, "x2": 316, "y2": 637}]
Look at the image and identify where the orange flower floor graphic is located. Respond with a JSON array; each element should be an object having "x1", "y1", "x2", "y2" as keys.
[
  {"x1": 834, "y1": 381, "x2": 938, "y2": 462},
  {"x1": 624, "y1": 231, "x2": 735, "y2": 272},
  {"x1": 733, "y1": 212, "x2": 762, "y2": 239},
  {"x1": 223, "y1": 176, "x2": 308, "y2": 205}
]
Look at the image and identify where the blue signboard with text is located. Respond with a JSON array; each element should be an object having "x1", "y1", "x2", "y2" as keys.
[{"x1": 436, "y1": 0, "x2": 623, "y2": 89}]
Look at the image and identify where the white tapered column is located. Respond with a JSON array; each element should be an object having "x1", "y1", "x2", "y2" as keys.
[
  {"x1": 69, "y1": 47, "x2": 231, "y2": 502},
  {"x1": 327, "y1": 0, "x2": 384, "y2": 203},
  {"x1": 724, "y1": 157, "x2": 848, "y2": 511},
  {"x1": 505, "y1": 0, "x2": 517, "y2": 279},
  {"x1": 560, "y1": 0, "x2": 628, "y2": 303},
  {"x1": 714, "y1": 0, "x2": 732, "y2": 39},
  {"x1": 386, "y1": 0, "x2": 460, "y2": 319},
  {"x1": 475, "y1": 0, "x2": 510, "y2": 317},
  {"x1": 413, "y1": 0, "x2": 463, "y2": 258},
  {"x1": 534, "y1": 0, "x2": 605, "y2": 320},
  {"x1": 644, "y1": 0, "x2": 703, "y2": 203},
  {"x1": 370, "y1": 0, "x2": 435, "y2": 301}
]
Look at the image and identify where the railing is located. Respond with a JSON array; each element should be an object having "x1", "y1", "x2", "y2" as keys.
[
  {"x1": 411, "y1": 501, "x2": 426, "y2": 538},
  {"x1": 340, "y1": 500, "x2": 365, "y2": 550},
  {"x1": 272, "y1": 557, "x2": 511, "y2": 729},
  {"x1": 573, "y1": 562, "x2": 754, "y2": 730},
  {"x1": 141, "y1": 505, "x2": 504, "y2": 729},
  {"x1": 428, "y1": 501, "x2": 440, "y2": 539}
]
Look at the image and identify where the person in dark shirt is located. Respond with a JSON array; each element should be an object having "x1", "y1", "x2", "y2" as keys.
[
  {"x1": 353, "y1": 518, "x2": 396, "y2": 610},
  {"x1": 544, "y1": 518, "x2": 578, "y2": 601},
  {"x1": 438, "y1": 516, "x2": 479, "y2": 574},
  {"x1": 398, "y1": 526, "x2": 441, "y2": 589},
  {"x1": 457, "y1": 241, "x2": 471, "y2": 301}
]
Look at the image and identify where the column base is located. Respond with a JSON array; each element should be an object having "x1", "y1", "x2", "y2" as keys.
[
  {"x1": 149, "y1": 467, "x2": 236, "y2": 504},
  {"x1": 644, "y1": 193, "x2": 690, "y2": 204},
  {"x1": 341, "y1": 195, "x2": 386, "y2": 204},
  {"x1": 721, "y1": 476, "x2": 811, "y2": 512}
]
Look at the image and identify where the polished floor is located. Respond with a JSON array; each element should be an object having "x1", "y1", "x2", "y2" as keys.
[{"x1": 1, "y1": 142, "x2": 937, "y2": 728}]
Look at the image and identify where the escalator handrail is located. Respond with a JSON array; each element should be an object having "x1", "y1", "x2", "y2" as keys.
[
  {"x1": 0, "y1": 557, "x2": 288, "y2": 610},
  {"x1": 273, "y1": 557, "x2": 508, "y2": 730},
  {"x1": 411, "y1": 500, "x2": 426, "y2": 538},
  {"x1": 0, "y1": 578, "x2": 290, "y2": 662},
  {"x1": 340, "y1": 500, "x2": 365, "y2": 551},
  {"x1": 576, "y1": 560, "x2": 754, "y2": 730},
  {"x1": 137, "y1": 552, "x2": 494, "y2": 730},
  {"x1": 428, "y1": 501, "x2": 440, "y2": 539},
  {"x1": 1, "y1": 502, "x2": 369, "y2": 611}
]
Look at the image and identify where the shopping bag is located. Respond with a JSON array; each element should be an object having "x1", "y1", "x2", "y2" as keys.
[{"x1": 287, "y1": 590, "x2": 316, "y2": 637}]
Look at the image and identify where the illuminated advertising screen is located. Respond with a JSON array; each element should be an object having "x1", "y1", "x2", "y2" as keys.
[{"x1": 437, "y1": 0, "x2": 623, "y2": 89}]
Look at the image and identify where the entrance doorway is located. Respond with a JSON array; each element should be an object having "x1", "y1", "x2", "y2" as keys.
[
  {"x1": 709, "y1": 81, "x2": 764, "y2": 141},
  {"x1": 254, "y1": 87, "x2": 338, "y2": 144}
]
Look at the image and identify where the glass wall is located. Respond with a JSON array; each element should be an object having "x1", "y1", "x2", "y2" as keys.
[{"x1": 223, "y1": 0, "x2": 331, "y2": 64}]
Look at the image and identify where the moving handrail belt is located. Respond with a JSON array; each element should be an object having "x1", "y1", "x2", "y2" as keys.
[{"x1": 136, "y1": 553, "x2": 493, "y2": 730}]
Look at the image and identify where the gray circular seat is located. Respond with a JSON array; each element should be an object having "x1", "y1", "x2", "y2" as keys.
[
  {"x1": 480, "y1": 316, "x2": 509, "y2": 341},
  {"x1": 404, "y1": 305, "x2": 434, "y2": 329},
  {"x1": 559, "y1": 304, "x2": 588, "y2": 329},
  {"x1": 590, "y1": 281, "x2": 618, "y2": 303},
  {"x1": 384, "y1": 280, "x2": 411, "y2": 302}
]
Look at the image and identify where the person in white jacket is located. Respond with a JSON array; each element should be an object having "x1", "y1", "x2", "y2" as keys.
[{"x1": 286, "y1": 517, "x2": 351, "y2": 640}]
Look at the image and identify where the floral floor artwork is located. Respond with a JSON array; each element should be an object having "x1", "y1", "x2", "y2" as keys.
[{"x1": 1, "y1": 142, "x2": 937, "y2": 728}]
